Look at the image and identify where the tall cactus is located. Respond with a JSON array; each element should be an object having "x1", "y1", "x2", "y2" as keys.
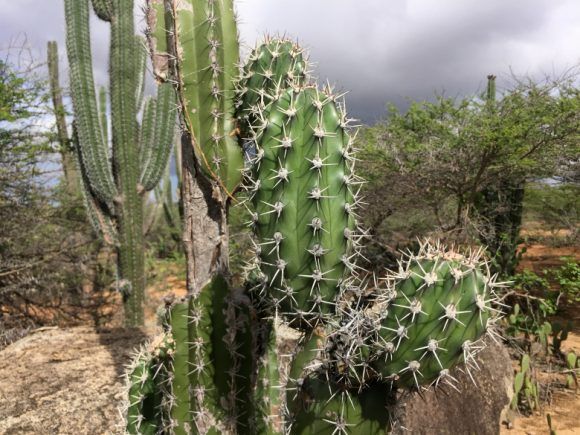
[
  {"x1": 65, "y1": 0, "x2": 176, "y2": 326},
  {"x1": 47, "y1": 41, "x2": 79, "y2": 196},
  {"x1": 474, "y1": 74, "x2": 525, "y2": 277},
  {"x1": 124, "y1": 4, "x2": 505, "y2": 433}
]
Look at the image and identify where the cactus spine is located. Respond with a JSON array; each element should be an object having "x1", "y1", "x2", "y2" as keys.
[{"x1": 65, "y1": 0, "x2": 176, "y2": 326}]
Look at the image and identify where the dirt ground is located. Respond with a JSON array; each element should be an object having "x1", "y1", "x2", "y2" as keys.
[
  {"x1": 500, "y1": 242, "x2": 580, "y2": 435},
  {"x1": 0, "y1": 326, "x2": 146, "y2": 434}
]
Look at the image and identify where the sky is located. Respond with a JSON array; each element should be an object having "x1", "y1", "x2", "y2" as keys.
[{"x1": 1, "y1": 0, "x2": 579, "y2": 124}]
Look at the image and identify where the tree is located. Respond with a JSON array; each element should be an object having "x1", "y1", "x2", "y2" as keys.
[
  {"x1": 0, "y1": 56, "x2": 113, "y2": 343},
  {"x1": 359, "y1": 72, "x2": 580, "y2": 273}
]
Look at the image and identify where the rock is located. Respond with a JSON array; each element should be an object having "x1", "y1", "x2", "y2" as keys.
[
  {"x1": 0, "y1": 327, "x2": 513, "y2": 434},
  {"x1": 391, "y1": 339, "x2": 513, "y2": 434},
  {"x1": 0, "y1": 326, "x2": 147, "y2": 435}
]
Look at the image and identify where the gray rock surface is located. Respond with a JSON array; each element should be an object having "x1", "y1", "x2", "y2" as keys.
[
  {"x1": 0, "y1": 326, "x2": 146, "y2": 435},
  {"x1": 392, "y1": 339, "x2": 513, "y2": 435}
]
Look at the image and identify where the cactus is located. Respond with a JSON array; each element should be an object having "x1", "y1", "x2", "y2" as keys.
[
  {"x1": 64, "y1": 0, "x2": 176, "y2": 326},
  {"x1": 124, "y1": 4, "x2": 505, "y2": 433},
  {"x1": 147, "y1": 0, "x2": 243, "y2": 196},
  {"x1": 247, "y1": 85, "x2": 361, "y2": 329},
  {"x1": 47, "y1": 41, "x2": 79, "y2": 196}
]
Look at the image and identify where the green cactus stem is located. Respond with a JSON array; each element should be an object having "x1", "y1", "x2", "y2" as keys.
[
  {"x1": 249, "y1": 85, "x2": 362, "y2": 329},
  {"x1": 331, "y1": 241, "x2": 504, "y2": 391},
  {"x1": 236, "y1": 36, "x2": 309, "y2": 139},
  {"x1": 47, "y1": 41, "x2": 79, "y2": 196},
  {"x1": 65, "y1": 0, "x2": 176, "y2": 326},
  {"x1": 147, "y1": 0, "x2": 244, "y2": 196},
  {"x1": 288, "y1": 377, "x2": 392, "y2": 435}
]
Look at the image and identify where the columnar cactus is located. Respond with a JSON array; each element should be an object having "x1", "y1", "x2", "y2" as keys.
[
  {"x1": 147, "y1": 0, "x2": 243, "y2": 195},
  {"x1": 124, "y1": 2, "x2": 505, "y2": 433},
  {"x1": 247, "y1": 85, "x2": 362, "y2": 328},
  {"x1": 236, "y1": 36, "x2": 309, "y2": 139},
  {"x1": 47, "y1": 41, "x2": 79, "y2": 196},
  {"x1": 64, "y1": 0, "x2": 176, "y2": 326}
]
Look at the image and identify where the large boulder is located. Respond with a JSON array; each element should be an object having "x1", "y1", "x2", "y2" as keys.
[
  {"x1": 0, "y1": 326, "x2": 146, "y2": 435},
  {"x1": 392, "y1": 339, "x2": 513, "y2": 434}
]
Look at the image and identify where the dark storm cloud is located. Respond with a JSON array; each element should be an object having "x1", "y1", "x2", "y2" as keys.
[{"x1": 1, "y1": 0, "x2": 578, "y2": 124}]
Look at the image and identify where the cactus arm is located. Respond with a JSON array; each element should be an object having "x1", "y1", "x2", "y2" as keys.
[
  {"x1": 126, "y1": 352, "x2": 159, "y2": 435},
  {"x1": 169, "y1": 302, "x2": 194, "y2": 434},
  {"x1": 98, "y1": 86, "x2": 109, "y2": 147},
  {"x1": 252, "y1": 87, "x2": 355, "y2": 327},
  {"x1": 140, "y1": 82, "x2": 176, "y2": 192},
  {"x1": 161, "y1": 0, "x2": 242, "y2": 195},
  {"x1": 90, "y1": 0, "x2": 113, "y2": 21},
  {"x1": 73, "y1": 122, "x2": 118, "y2": 245},
  {"x1": 138, "y1": 96, "x2": 156, "y2": 171},
  {"x1": 135, "y1": 37, "x2": 148, "y2": 113},
  {"x1": 213, "y1": 0, "x2": 244, "y2": 192},
  {"x1": 47, "y1": 41, "x2": 70, "y2": 151},
  {"x1": 47, "y1": 41, "x2": 79, "y2": 195},
  {"x1": 188, "y1": 277, "x2": 224, "y2": 433},
  {"x1": 65, "y1": 0, "x2": 117, "y2": 206},
  {"x1": 252, "y1": 321, "x2": 284, "y2": 435}
]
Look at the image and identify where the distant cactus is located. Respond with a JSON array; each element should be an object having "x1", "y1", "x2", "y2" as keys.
[
  {"x1": 64, "y1": 0, "x2": 176, "y2": 326},
  {"x1": 124, "y1": 2, "x2": 505, "y2": 432},
  {"x1": 47, "y1": 41, "x2": 79, "y2": 196}
]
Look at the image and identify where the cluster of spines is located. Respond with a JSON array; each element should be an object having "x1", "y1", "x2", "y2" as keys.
[
  {"x1": 124, "y1": 333, "x2": 174, "y2": 434},
  {"x1": 322, "y1": 241, "x2": 505, "y2": 391},
  {"x1": 235, "y1": 35, "x2": 310, "y2": 139},
  {"x1": 147, "y1": 0, "x2": 244, "y2": 195},
  {"x1": 243, "y1": 83, "x2": 364, "y2": 329}
]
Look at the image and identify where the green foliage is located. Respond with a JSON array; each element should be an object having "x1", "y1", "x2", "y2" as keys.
[
  {"x1": 524, "y1": 183, "x2": 579, "y2": 245},
  {"x1": 548, "y1": 259, "x2": 580, "y2": 303},
  {"x1": 1, "y1": 56, "x2": 115, "y2": 342},
  {"x1": 511, "y1": 354, "x2": 540, "y2": 413},
  {"x1": 357, "y1": 73, "x2": 579, "y2": 272}
]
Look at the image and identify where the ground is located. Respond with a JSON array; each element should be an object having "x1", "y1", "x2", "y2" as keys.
[
  {"x1": 0, "y1": 244, "x2": 578, "y2": 434},
  {"x1": 501, "y1": 241, "x2": 580, "y2": 435}
]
